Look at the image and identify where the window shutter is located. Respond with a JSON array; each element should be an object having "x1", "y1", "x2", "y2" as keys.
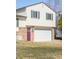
[
  {"x1": 38, "y1": 12, "x2": 40, "y2": 19},
  {"x1": 51, "y1": 14, "x2": 53, "y2": 20}
]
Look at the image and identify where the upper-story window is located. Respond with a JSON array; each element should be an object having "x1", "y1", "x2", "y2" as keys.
[
  {"x1": 46, "y1": 13, "x2": 53, "y2": 20},
  {"x1": 31, "y1": 10, "x2": 40, "y2": 19}
]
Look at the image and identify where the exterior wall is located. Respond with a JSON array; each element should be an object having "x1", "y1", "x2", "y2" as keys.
[
  {"x1": 16, "y1": 26, "x2": 55, "y2": 42},
  {"x1": 16, "y1": 27, "x2": 19, "y2": 31},
  {"x1": 16, "y1": 3, "x2": 56, "y2": 41},
  {"x1": 16, "y1": 3, "x2": 56, "y2": 27},
  {"x1": 26, "y1": 3, "x2": 56, "y2": 27},
  {"x1": 51, "y1": 28, "x2": 55, "y2": 40},
  {"x1": 19, "y1": 20, "x2": 26, "y2": 27},
  {"x1": 16, "y1": 27, "x2": 27, "y2": 41},
  {"x1": 16, "y1": 16, "x2": 26, "y2": 27}
]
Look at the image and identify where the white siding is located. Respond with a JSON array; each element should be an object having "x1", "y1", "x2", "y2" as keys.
[
  {"x1": 16, "y1": 3, "x2": 56, "y2": 27},
  {"x1": 19, "y1": 20, "x2": 26, "y2": 27},
  {"x1": 26, "y1": 3, "x2": 56, "y2": 27}
]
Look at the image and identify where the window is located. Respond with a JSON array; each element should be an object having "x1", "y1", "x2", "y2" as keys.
[
  {"x1": 46, "y1": 13, "x2": 53, "y2": 20},
  {"x1": 31, "y1": 10, "x2": 40, "y2": 19},
  {"x1": 16, "y1": 18, "x2": 19, "y2": 27}
]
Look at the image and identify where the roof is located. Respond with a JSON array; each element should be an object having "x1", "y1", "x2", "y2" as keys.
[
  {"x1": 16, "y1": 2, "x2": 56, "y2": 13},
  {"x1": 16, "y1": 15, "x2": 26, "y2": 18}
]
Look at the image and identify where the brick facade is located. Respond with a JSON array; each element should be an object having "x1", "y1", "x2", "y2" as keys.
[
  {"x1": 16, "y1": 27, "x2": 55, "y2": 42},
  {"x1": 16, "y1": 27, "x2": 27, "y2": 41}
]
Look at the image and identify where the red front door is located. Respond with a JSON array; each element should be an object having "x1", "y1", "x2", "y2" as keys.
[{"x1": 27, "y1": 28, "x2": 31, "y2": 41}]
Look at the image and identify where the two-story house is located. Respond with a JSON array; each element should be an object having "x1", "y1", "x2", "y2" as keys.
[{"x1": 16, "y1": 2, "x2": 56, "y2": 42}]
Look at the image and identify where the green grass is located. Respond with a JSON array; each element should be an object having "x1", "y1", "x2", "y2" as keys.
[{"x1": 16, "y1": 41, "x2": 62, "y2": 59}]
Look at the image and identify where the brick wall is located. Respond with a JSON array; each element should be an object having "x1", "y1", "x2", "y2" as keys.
[{"x1": 16, "y1": 27, "x2": 27, "y2": 41}]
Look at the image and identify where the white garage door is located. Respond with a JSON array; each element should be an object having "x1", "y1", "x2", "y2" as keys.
[{"x1": 34, "y1": 30, "x2": 51, "y2": 42}]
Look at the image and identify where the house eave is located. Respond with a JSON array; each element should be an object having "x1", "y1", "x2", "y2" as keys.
[{"x1": 16, "y1": 15, "x2": 27, "y2": 18}]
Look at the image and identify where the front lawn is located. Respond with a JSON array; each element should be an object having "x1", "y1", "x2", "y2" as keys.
[{"x1": 16, "y1": 41, "x2": 62, "y2": 59}]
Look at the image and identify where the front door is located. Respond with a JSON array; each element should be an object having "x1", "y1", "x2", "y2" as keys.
[{"x1": 27, "y1": 28, "x2": 31, "y2": 41}]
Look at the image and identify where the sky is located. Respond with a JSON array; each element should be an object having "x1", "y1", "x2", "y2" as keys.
[
  {"x1": 16, "y1": 0, "x2": 62, "y2": 12},
  {"x1": 16, "y1": 0, "x2": 44, "y2": 9}
]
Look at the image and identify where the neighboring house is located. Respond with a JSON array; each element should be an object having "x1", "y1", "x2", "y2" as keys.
[
  {"x1": 16, "y1": 2, "x2": 56, "y2": 42},
  {"x1": 55, "y1": 11, "x2": 62, "y2": 39}
]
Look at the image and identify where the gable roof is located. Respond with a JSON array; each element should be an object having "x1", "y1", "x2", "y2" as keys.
[{"x1": 16, "y1": 2, "x2": 56, "y2": 13}]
